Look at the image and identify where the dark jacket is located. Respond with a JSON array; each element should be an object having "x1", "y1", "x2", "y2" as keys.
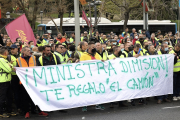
[{"x1": 37, "y1": 53, "x2": 61, "y2": 66}]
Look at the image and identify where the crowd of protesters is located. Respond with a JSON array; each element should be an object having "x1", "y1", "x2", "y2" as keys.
[{"x1": 0, "y1": 27, "x2": 180, "y2": 118}]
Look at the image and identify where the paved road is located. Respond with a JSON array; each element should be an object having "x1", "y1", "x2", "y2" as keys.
[{"x1": 9, "y1": 98, "x2": 180, "y2": 120}]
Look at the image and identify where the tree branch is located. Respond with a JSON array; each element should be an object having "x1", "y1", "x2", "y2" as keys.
[
  {"x1": 110, "y1": 0, "x2": 126, "y2": 9},
  {"x1": 49, "y1": 15, "x2": 60, "y2": 33},
  {"x1": 129, "y1": 0, "x2": 143, "y2": 10}
]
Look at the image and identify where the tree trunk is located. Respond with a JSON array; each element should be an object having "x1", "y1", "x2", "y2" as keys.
[
  {"x1": 123, "y1": 11, "x2": 129, "y2": 31},
  {"x1": 31, "y1": 0, "x2": 38, "y2": 30},
  {"x1": 60, "y1": 12, "x2": 63, "y2": 34},
  {"x1": 49, "y1": 15, "x2": 60, "y2": 33}
]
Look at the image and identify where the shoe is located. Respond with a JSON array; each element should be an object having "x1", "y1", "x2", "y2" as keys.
[
  {"x1": 2, "y1": 113, "x2": 10, "y2": 118},
  {"x1": 173, "y1": 96, "x2": 178, "y2": 101},
  {"x1": 25, "y1": 112, "x2": 30, "y2": 119},
  {"x1": 39, "y1": 111, "x2": 48, "y2": 117},
  {"x1": 110, "y1": 103, "x2": 114, "y2": 108},
  {"x1": 95, "y1": 105, "x2": 105, "y2": 110},
  {"x1": 164, "y1": 98, "x2": 171, "y2": 102},
  {"x1": 139, "y1": 99, "x2": 144, "y2": 105},
  {"x1": 8, "y1": 112, "x2": 17, "y2": 116},
  {"x1": 82, "y1": 106, "x2": 87, "y2": 112},
  {"x1": 157, "y1": 99, "x2": 162, "y2": 104},
  {"x1": 127, "y1": 99, "x2": 131, "y2": 102},
  {"x1": 131, "y1": 100, "x2": 135, "y2": 106},
  {"x1": 177, "y1": 96, "x2": 180, "y2": 100},
  {"x1": 119, "y1": 103, "x2": 128, "y2": 107}
]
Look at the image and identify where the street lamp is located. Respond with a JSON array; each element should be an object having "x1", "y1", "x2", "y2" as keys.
[
  {"x1": 40, "y1": 11, "x2": 43, "y2": 24},
  {"x1": 6, "y1": 12, "x2": 10, "y2": 19},
  {"x1": 90, "y1": 0, "x2": 101, "y2": 30}
]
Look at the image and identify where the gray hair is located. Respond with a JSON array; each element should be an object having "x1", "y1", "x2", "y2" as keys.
[
  {"x1": 161, "y1": 43, "x2": 168, "y2": 48},
  {"x1": 21, "y1": 46, "x2": 29, "y2": 52},
  {"x1": 148, "y1": 44, "x2": 153, "y2": 50}
]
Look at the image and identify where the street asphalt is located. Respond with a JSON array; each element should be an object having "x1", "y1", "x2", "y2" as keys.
[{"x1": 8, "y1": 97, "x2": 180, "y2": 120}]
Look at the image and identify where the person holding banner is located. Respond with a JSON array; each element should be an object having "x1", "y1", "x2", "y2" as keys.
[
  {"x1": 37, "y1": 45, "x2": 61, "y2": 66},
  {"x1": 171, "y1": 43, "x2": 180, "y2": 101},
  {"x1": 0, "y1": 47, "x2": 16, "y2": 118},
  {"x1": 157, "y1": 43, "x2": 174, "y2": 104},
  {"x1": 80, "y1": 41, "x2": 105, "y2": 111},
  {"x1": 16, "y1": 46, "x2": 48, "y2": 118},
  {"x1": 145, "y1": 44, "x2": 158, "y2": 55},
  {"x1": 128, "y1": 44, "x2": 145, "y2": 105},
  {"x1": 120, "y1": 42, "x2": 133, "y2": 58}
]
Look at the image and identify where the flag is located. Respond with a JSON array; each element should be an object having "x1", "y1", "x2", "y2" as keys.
[
  {"x1": 82, "y1": 10, "x2": 91, "y2": 27},
  {"x1": 5, "y1": 14, "x2": 36, "y2": 45},
  {"x1": 79, "y1": 0, "x2": 87, "y2": 5}
]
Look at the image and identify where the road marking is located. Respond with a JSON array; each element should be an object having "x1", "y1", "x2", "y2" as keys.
[{"x1": 162, "y1": 106, "x2": 180, "y2": 109}]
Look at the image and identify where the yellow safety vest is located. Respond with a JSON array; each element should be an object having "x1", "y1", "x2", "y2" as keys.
[
  {"x1": 98, "y1": 50, "x2": 108, "y2": 60},
  {"x1": 39, "y1": 54, "x2": 57, "y2": 66},
  {"x1": 108, "y1": 54, "x2": 116, "y2": 60},
  {"x1": 70, "y1": 38, "x2": 74, "y2": 43},
  {"x1": 135, "y1": 40, "x2": 143, "y2": 48},
  {"x1": 130, "y1": 50, "x2": 144, "y2": 56},
  {"x1": 54, "y1": 52, "x2": 66, "y2": 64},
  {"x1": 120, "y1": 51, "x2": 128, "y2": 58},
  {"x1": 10, "y1": 55, "x2": 17, "y2": 75},
  {"x1": 0, "y1": 57, "x2": 13, "y2": 83}
]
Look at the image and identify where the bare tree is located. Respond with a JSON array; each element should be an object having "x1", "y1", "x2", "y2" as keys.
[
  {"x1": 110, "y1": 0, "x2": 143, "y2": 30},
  {"x1": 17, "y1": 0, "x2": 42, "y2": 30}
]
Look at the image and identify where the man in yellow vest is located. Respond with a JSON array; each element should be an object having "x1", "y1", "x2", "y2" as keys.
[
  {"x1": 156, "y1": 34, "x2": 163, "y2": 46},
  {"x1": 128, "y1": 44, "x2": 144, "y2": 105},
  {"x1": 0, "y1": 47, "x2": 15, "y2": 118},
  {"x1": 145, "y1": 44, "x2": 158, "y2": 55},
  {"x1": 95, "y1": 42, "x2": 108, "y2": 60},
  {"x1": 9, "y1": 44, "x2": 21, "y2": 113},
  {"x1": 135, "y1": 34, "x2": 144, "y2": 48},
  {"x1": 128, "y1": 44, "x2": 143, "y2": 58},
  {"x1": 172, "y1": 43, "x2": 180, "y2": 101},
  {"x1": 54, "y1": 43, "x2": 66, "y2": 64},
  {"x1": 81, "y1": 31, "x2": 89, "y2": 42},
  {"x1": 74, "y1": 41, "x2": 88, "y2": 61},
  {"x1": 69, "y1": 32, "x2": 75, "y2": 43},
  {"x1": 37, "y1": 45, "x2": 61, "y2": 66},
  {"x1": 80, "y1": 42, "x2": 105, "y2": 111},
  {"x1": 157, "y1": 43, "x2": 174, "y2": 104},
  {"x1": 120, "y1": 42, "x2": 133, "y2": 58},
  {"x1": 108, "y1": 46, "x2": 121, "y2": 60}
]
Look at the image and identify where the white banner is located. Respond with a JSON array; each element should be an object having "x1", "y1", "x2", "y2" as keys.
[{"x1": 16, "y1": 54, "x2": 174, "y2": 111}]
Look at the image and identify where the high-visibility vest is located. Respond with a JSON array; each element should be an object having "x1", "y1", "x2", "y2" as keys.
[
  {"x1": 37, "y1": 39, "x2": 48, "y2": 47},
  {"x1": 171, "y1": 50, "x2": 180, "y2": 72},
  {"x1": 17, "y1": 56, "x2": 36, "y2": 84},
  {"x1": 81, "y1": 36, "x2": 89, "y2": 41},
  {"x1": 142, "y1": 48, "x2": 147, "y2": 55},
  {"x1": 108, "y1": 54, "x2": 116, "y2": 60},
  {"x1": 17, "y1": 56, "x2": 36, "y2": 67},
  {"x1": 39, "y1": 54, "x2": 57, "y2": 66},
  {"x1": 0, "y1": 57, "x2": 12, "y2": 83},
  {"x1": 76, "y1": 51, "x2": 83, "y2": 58},
  {"x1": 54, "y1": 52, "x2": 66, "y2": 64},
  {"x1": 157, "y1": 50, "x2": 174, "y2": 55},
  {"x1": 98, "y1": 50, "x2": 108, "y2": 60},
  {"x1": 135, "y1": 40, "x2": 143, "y2": 48},
  {"x1": 120, "y1": 51, "x2": 128, "y2": 58},
  {"x1": 70, "y1": 38, "x2": 74, "y2": 43},
  {"x1": 130, "y1": 50, "x2": 144, "y2": 56},
  {"x1": 11, "y1": 55, "x2": 18, "y2": 75}
]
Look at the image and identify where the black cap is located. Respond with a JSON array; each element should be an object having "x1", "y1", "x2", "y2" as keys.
[{"x1": 10, "y1": 44, "x2": 17, "y2": 48}]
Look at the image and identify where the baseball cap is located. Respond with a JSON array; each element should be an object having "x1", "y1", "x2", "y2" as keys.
[{"x1": 10, "y1": 44, "x2": 17, "y2": 49}]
